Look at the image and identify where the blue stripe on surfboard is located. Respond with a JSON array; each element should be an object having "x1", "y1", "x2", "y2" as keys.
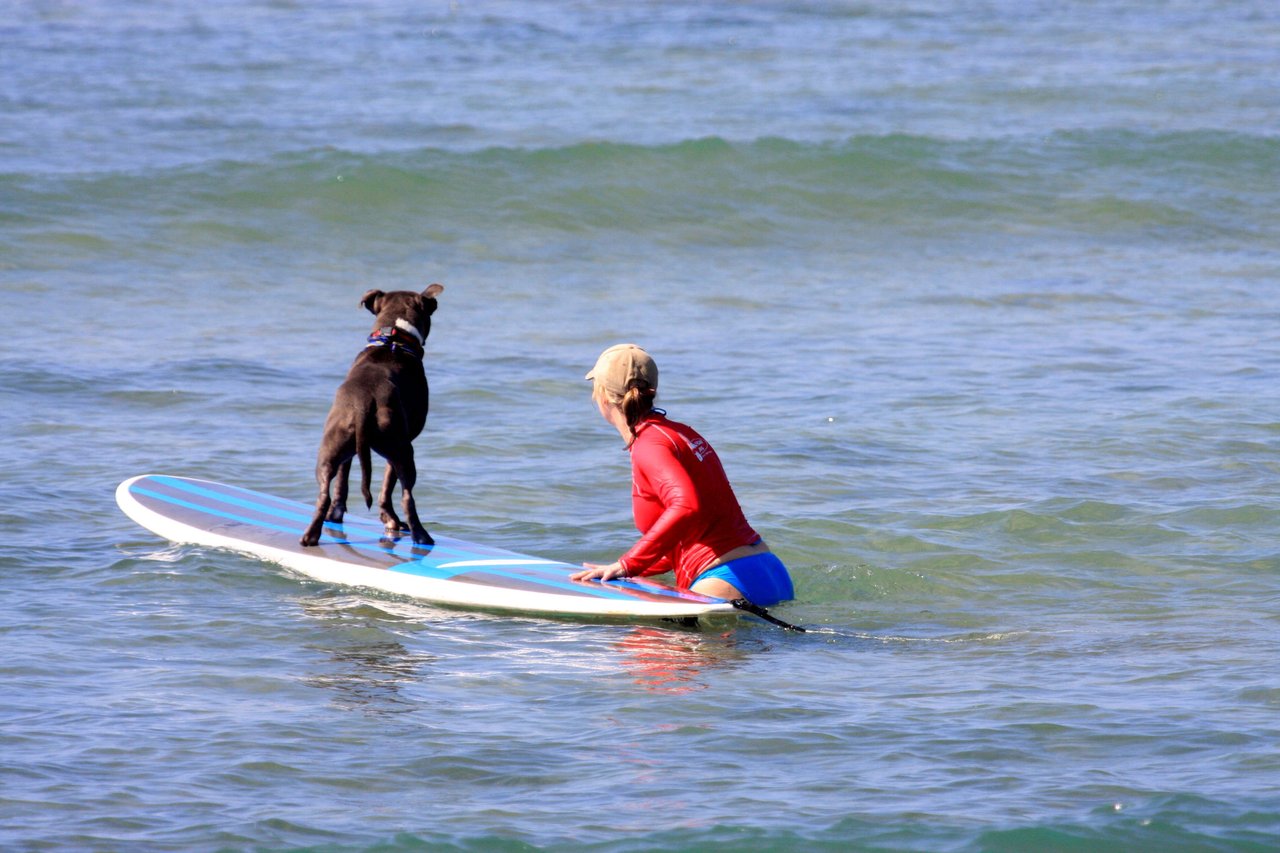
[
  {"x1": 130, "y1": 483, "x2": 578, "y2": 584},
  {"x1": 149, "y1": 476, "x2": 492, "y2": 561},
  {"x1": 129, "y1": 477, "x2": 718, "y2": 603},
  {"x1": 188, "y1": 477, "x2": 518, "y2": 551},
  {"x1": 131, "y1": 484, "x2": 315, "y2": 539},
  {"x1": 131, "y1": 483, "x2": 638, "y2": 600},
  {"x1": 153, "y1": 475, "x2": 544, "y2": 562},
  {"x1": 145, "y1": 476, "x2": 579, "y2": 572},
  {"x1": 146, "y1": 476, "x2": 586, "y2": 578}
]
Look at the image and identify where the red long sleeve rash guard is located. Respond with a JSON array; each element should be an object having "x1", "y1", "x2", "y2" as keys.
[{"x1": 617, "y1": 413, "x2": 760, "y2": 588}]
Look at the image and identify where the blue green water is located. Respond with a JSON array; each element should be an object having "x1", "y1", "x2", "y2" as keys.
[{"x1": 4, "y1": 2, "x2": 1280, "y2": 850}]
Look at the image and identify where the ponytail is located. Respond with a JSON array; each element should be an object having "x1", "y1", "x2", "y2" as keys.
[{"x1": 619, "y1": 380, "x2": 657, "y2": 444}]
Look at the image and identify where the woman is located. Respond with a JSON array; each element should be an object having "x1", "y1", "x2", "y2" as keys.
[{"x1": 571, "y1": 344, "x2": 794, "y2": 606}]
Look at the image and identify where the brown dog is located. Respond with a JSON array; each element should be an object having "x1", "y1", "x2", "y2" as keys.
[{"x1": 300, "y1": 284, "x2": 443, "y2": 547}]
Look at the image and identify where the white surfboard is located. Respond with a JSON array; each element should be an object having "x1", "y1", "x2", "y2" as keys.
[{"x1": 116, "y1": 475, "x2": 738, "y2": 621}]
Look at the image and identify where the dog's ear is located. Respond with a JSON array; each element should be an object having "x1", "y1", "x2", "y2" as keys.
[
  {"x1": 419, "y1": 283, "x2": 444, "y2": 315},
  {"x1": 360, "y1": 289, "x2": 385, "y2": 314}
]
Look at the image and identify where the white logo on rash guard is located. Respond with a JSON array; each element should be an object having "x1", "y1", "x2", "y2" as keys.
[{"x1": 650, "y1": 424, "x2": 711, "y2": 462}]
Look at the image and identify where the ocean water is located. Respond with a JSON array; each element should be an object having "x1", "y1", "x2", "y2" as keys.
[{"x1": 4, "y1": 1, "x2": 1280, "y2": 850}]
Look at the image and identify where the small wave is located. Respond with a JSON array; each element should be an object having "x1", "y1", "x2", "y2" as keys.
[{"x1": 6, "y1": 130, "x2": 1276, "y2": 252}]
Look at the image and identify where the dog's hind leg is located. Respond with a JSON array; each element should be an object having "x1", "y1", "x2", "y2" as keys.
[
  {"x1": 326, "y1": 459, "x2": 351, "y2": 524},
  {"x1": 301, "y1": 459, "x2": 338, "y2": 546}
]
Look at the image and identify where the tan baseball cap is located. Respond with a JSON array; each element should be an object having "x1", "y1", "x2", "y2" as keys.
[{"x1": 585, "y1": 343, "x2": 658, "y2": 398}]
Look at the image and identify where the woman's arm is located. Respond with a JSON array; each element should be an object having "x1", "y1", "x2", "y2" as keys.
[{"x1": 615, "y1": 439, "x2": 700, "y2": 573}]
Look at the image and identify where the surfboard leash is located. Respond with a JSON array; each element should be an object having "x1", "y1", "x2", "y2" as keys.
[{"x1": 730, "y1": 599, "x2": 807, "y2": 632}]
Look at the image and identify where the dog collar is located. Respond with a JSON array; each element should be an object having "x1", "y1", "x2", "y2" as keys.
[{"x1": 366, "y1": 325, "x2": 424, "y2": 358}]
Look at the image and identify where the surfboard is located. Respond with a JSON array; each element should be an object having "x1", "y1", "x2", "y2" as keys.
[{"x1": 116, "y1": 474, "x2": 738, "y2": 621}]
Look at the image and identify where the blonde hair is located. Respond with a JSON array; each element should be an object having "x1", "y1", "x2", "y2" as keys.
[{"x1": 594, "y1": 377, "x2": 657, "y2": 445}]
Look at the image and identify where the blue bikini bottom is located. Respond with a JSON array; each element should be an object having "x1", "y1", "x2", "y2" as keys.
[{"x1": 692, "y1": 551, "x2": 794, "y2": 606}]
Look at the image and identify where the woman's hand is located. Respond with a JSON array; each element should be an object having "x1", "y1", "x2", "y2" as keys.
[{"x1": 572, "y1": 561, "x2": 628, "y2": 583}]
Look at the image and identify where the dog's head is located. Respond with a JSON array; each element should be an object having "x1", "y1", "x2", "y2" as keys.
[{"x1": 360, "y1": 283, "x2": 444, "y2": 344}]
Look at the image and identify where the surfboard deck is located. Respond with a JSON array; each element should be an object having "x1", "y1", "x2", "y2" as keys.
[{"x1": 116, "y1": 475, "x2": 738, "y2": 621}]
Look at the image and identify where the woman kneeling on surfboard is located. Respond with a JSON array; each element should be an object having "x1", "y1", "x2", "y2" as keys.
[{"x1": 570, "y1": 344, "x2": 794, "y2": 607}]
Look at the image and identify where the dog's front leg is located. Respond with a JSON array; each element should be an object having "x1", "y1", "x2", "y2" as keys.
[
  {"x1": 400, "y1": 484, "x2": 433, "y2": 546},
  {"x1": 381, "y1": 454, "x2": 432, "y2": 546},
  {"x1": 398, "y1": 449, "x2": 432, "y2": 546}
]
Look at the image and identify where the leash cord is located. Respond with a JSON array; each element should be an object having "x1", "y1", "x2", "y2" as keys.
[{"x1": 730, "y1": 598, "x2": 807, "y2": 632}]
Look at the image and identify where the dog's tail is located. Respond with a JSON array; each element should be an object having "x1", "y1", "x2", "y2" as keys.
[{"x1": 356, "y1": 412, "x2": 374, "y2": 509}]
